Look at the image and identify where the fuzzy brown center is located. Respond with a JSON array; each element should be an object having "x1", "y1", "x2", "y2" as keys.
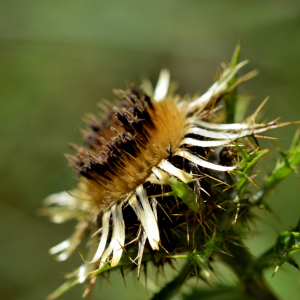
[{"x1": 67, "y1": 87, "x2": 187, "y2": 209}]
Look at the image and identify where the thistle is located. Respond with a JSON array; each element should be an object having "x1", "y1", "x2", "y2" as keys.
[{"x1": 42, "y1": 44, "x2": 300, "y2": 300}]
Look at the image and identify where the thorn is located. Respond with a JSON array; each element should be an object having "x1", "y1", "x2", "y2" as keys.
[
  {"x1": 186, "y1": 212, "x2": 190, "y2": 245},
  {"x1": 91, "y1": 227, "x2": 102, "y2": 238},
  {"x1": 252, "y1": 97, "x2": 269, "y2": 121},
  {"x1": 272, "y1": 265, "x2": 280, "y2": 278},
  {"x1": 157, "y1": 202, "x2": 173, "y2": 223},
  {"x1": 234, "y1": 202, "x2": 240, "y2": 229},
  {"x1": 120, "y1": 266, "x2": 127, "y2": 288},
  {"x1": 82, "y1": 276, "x2": 97, "y2": 299},
  {"x1": 144, "y1": 264, "x2": 147, "y2": 289},
  {"x1": 137, "y1": 230, "x2": 147, "y2": 285},
  {"x1": 106, "y1": 270, "x2": 110, "y2": 291}
]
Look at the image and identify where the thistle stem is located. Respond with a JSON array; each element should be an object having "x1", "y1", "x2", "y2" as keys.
[
  {"x1": 151, "y1": 262, "x2": 193, "y2": 300},
  {"x1": 220, "y1": 241, "x2": 279, "y2": 300}
]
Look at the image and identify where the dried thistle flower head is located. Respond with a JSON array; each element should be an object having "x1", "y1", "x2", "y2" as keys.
[{"x1": 42, "y1": 45, "x2": 299, "y2": 300}]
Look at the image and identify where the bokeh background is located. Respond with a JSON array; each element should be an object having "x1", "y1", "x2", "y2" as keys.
[{"x1": 1, "y1": 1, "x2": 300, "y2": 299}]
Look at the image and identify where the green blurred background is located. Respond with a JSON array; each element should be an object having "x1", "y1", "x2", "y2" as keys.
[{"x1": 1, "y1": 1, "x2": 300, "y2": 299}]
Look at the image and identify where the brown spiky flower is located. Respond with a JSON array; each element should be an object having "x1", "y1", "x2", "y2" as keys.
[{"x1": 43, "y1": 58, "x2": 287, "y2": 299}]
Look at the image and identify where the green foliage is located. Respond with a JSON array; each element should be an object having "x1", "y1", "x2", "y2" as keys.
[
  {"x1": 91, "y1": 251, "x2": 166, "y2": 277},
  {"x1": 167, "y1": 177, "x2": 199, "y2": 213},
  {"x1": 264, "y1": 128, "x2": 300, "y2": 196},
  {"x1": 249, "y1": 126, "x2": 300, "y2": 206},
  {"x1": 169, "y1": 232, "x2": 229, "y2": 282},
  {"x1": 252, "y1": 219, "x2": 300, "y2": 278},
  {"x1": 235, "y1": 147, "x2": 269, "y2": 200},
  {"x1": 272, "y1": 219, "x2": 300, "y2": 275}
]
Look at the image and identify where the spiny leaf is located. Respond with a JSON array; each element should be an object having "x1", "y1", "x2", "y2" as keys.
[
  {"x1": 234, "y1": 148, "x2": 269, "y2": 200},
  {"x1": 272, "y1": 219, "x2": 300, "y2": 276},
  {"x1": 49, "y1": 251, "x2": 166, "y2": 299},
  {"x1": 250, "y1": 127, "x2": 300, "y2": 205},
  {"x1": 167, "y1": 177, "x2": 199, "y2": 213},
  {"x1": 264, "y1": 129, "x2": 300, "y2": 196},
  {"x1": 254, "y1": 219, "x2": 300, "y2": 277},
  {"x1": 169, "y1": 233, "x2": 230, "y2": 281},
  {"x1": 91, "y1": 251, "x2": 166, "y2": 277}
]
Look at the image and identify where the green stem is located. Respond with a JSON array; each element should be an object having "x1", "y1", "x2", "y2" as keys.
[
  {"x1": 220, "y1": 241, "x2": 279, "y2": 300},
  {"x1": 151, "y1": 262, "x2": 193, "y2": 300}
]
